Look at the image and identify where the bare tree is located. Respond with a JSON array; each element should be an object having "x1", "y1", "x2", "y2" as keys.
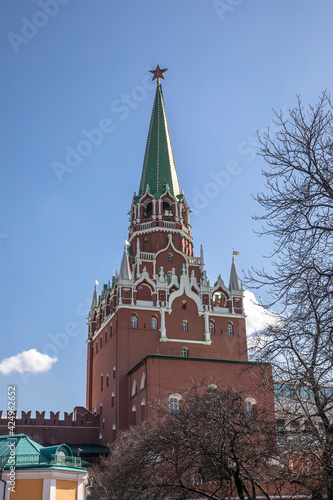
[
  {"x1": 247, "y1": 92, "x2": 333, "y2": 499},
  {"x1": 249, "y1": 92, "x2": 333, "y2": 309},
  {"x1": 91, "y1": 384, "x2": 305, "y2": 500}
]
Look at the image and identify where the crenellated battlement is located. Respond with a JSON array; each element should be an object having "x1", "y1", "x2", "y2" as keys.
[
  {"x1": 0, "y1": 406, "x2": 101, "y2": 455},
  {"x1": 0, "y1": 406, "x2": 98, "y2": 427}
]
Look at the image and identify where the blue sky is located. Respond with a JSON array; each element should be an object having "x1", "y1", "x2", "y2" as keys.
[{"x1": 1, "y1": 0, "x2": 332, "y2": 413}]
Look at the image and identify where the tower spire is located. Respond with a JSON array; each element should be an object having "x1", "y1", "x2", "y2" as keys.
[
  {"x1": 119, "y1": 245, "x2": 132, "y2": 280},
  {"x1": 138, "y1": 66, "x2": 180, "y2": 199},
  {"x1": 229, "y1": 256, "x2": 241, "y2": 291},
  {"x1": 90, "y1": 281, "x2": 99, "y2": 313}
]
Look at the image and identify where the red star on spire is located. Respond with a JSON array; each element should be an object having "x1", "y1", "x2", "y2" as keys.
[{"x1": 149, "y1": 64, "x2": 168, "y2": 82}]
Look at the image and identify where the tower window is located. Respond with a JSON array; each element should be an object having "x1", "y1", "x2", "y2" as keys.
[
  {"x1": 131, "y1": 315, "x2": 138, "y2": 328},
  {"x1": 163, "y1": 201, "x2": 172, "y2": 217},
  {"x1": 181, "y1": 347, "x2": 189, "y2": 357},
  {"x1": 209, "y1": 322, "x2": 215, "y2": 334},
  {"x1": 207, "y1": 384, "x2": 217, "y2": 395},
  {"x1": 101, "y1": 374, "x2": 103, "y2": 392},
  {"x1": 140, "y1": 372, "x2": 146, "y2": 390},
  {"x1": 111, "y1": 392, "x2": 115, "y2": 407},
  {"x1": 168, "y1": 253, "x2": 173, "y2": 262},
  {"x1": 113, "y1": 366, "x2": 116, "y2": 379},
  {"x1": 106, "y1": 374, "x2": 109, "y2": 387},
  {"x1": 182, "y1": 320, "x2": 188, "y2": 332},
  {"x1": 145, "y1": 202, "x2": 152, "y2": 218},
  {"x1": 167, "y1": 271, "x2": 172, "y2": 282},
  {"x1": 182, "y1": 300, "x2": 187, "y2": 310},
  {"x1": 131, "y1": 380, "x2": 137, "y2": 397},
  {"x1": 169, "y1": 394, "x2": 181, "y2": 415},
  {"x1": 244, "y1": 399, "x2": 254, "y2": 419},
  {"x1": 151, "y1": 317, "x2": 158, "y2": 330},
  {"x1": 228, "y1": 323, "x2": 233, "y2": 336}
]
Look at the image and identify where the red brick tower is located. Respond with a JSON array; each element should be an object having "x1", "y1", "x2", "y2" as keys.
[{"x1": 86, "y1": 67, "x2": 272, "y2": 445}]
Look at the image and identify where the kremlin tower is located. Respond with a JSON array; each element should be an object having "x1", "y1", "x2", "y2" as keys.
[{"x1": 86, "y1": 66, "x2": 273, "y2": 445}]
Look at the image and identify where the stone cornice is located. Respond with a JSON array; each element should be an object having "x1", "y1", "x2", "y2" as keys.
[
  {"x1": 128, "y1": 226, "x2": 192, "y2": 243},
  {"x1": 159, "y1": 338, "x2": 212, "y2": 345}
]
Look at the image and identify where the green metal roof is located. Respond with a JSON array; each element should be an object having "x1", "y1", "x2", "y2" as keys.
[
  {"x1": 138, "y1": 83, "x2": 181, "y2": 199},
  {"x1": 0, "y1": 434, "x2": 85, "y2": 471}
]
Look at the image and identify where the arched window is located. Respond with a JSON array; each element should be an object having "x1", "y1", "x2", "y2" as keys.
[
  {"x1": 169, "y1": 394, "x2": 181, "y2": 415},
  {"x1": 99, "y1": 402, "x2": 103, "y2": 414},
  {"x1": 106, "y1": 373, "x2": 109, "y2": 387},
  {"x1": 100, "y1": 374, "x2": 103, "y2": 392},
  {"x1": 244, "y1": 398, "x2": 256, "y2": 418},
  {"x1": 181, "y1": 347, "x2": 189, "y2": 358},
  {"x1": 167, "y1": 271, "x2": 172, "y2": 282},
  {"x1": 190, "y1": 473, "x2": 203, "y2": 485},
  {"x1": 113, "y1": 366, "x2": 116, "y2": 379},
  {"x1": 244, "y1": 400, "x2": 253, "y2": 418},
  {"x1": 209, "y1": 322, "x2": 215, "y2": 334},
  {"x1": 145, "y1": 202, "x2": 152, "y2": 219},
  {"x1": 207, "y1": 384, "x2": 217, "y2": 395},
  {"x1": 163, "y1": 201, "x2": 172, "y2": 217},
  {"x1": 228, "y1": 323, "x2": 233, "y2": 336},
  {"x1": 182, "y1": 320, "x2": 188, "y2": 332},
  {"x1": 168, "y1": 253, "x2": 173, "y2": 262},
  {"x1": 182, "y1": 300, "x2": 187, "y2": 310},
  {"x1": 131, "y1": 315, "x2": 138, "y2": 328},
  {"x1": 131, "y1": 380, "x2": 137, "y2": 396},
  {"x1": 140, "y1": 372, "x2": 146, "y2": 390},
  {"x1": 111, "y1": 392, "x2": 115, "y2": 407},
  {"x1": 151, "y1": 317, "x2": 157, "y2": 330}
]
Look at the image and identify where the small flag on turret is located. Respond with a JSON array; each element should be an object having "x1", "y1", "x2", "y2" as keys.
[{"x1": 233, "y1": 251, "x2": 241, "y2": 255}]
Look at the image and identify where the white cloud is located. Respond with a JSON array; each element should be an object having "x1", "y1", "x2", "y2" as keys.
[
  {"x1": 0, "y1": 349, "x2": 57, "y2": 375},
  {"x1": 244, "y1": 290, "x2": 279, "y2": 336}
]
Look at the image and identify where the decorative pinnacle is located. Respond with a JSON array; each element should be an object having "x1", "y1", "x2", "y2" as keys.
[{"x1": 149, "y1": 64, "x2": 168, "y2": 84}]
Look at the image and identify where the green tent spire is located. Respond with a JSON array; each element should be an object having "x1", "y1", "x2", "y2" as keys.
[{"x1": 138, "y1": 83, "x2": 181, "y2": 199}]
